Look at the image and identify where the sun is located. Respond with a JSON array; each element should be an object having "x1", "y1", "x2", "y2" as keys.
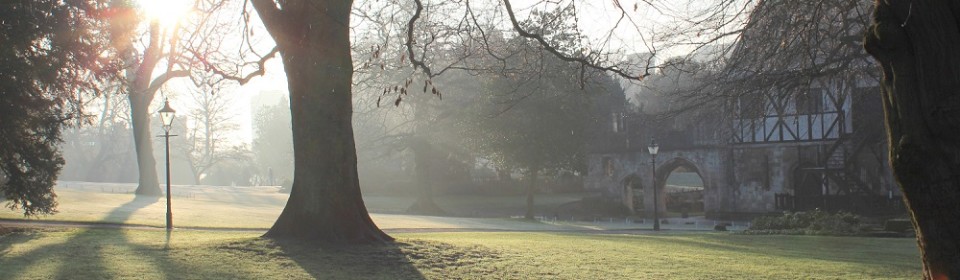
[{"x1": 136, "y1": 0, "x2": 194, "y2": 28}]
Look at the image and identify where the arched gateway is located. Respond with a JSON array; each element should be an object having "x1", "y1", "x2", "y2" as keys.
[
  {"x1": 586, "y1": 148, "x2": 732, "y2": 218},
  {"x1": 584, "y1": 78, "x2": 900, "y2": 219}
]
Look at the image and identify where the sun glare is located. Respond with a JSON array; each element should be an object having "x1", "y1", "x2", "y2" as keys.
[{"x1": 136, "y1": 0, "x2": 193, "y2": 28}]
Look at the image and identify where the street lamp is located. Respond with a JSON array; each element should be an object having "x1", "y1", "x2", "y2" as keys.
[
  {"x1": 158, "y1": 99, "x2": 177, "y2": 231},
  {"x1": 648, "y1": 138, "x2": 660, "y2": 231}
]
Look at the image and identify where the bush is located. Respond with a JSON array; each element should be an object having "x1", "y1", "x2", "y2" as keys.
[{"x1": 746, "y1": 209, "x2": 864, "y2": 236}]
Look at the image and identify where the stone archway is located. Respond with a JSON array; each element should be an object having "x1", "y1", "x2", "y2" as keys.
[{"x1": 644, "y1": 157, "x2": 709, "y2": 218}]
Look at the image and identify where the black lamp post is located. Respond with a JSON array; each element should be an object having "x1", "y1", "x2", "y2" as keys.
[
  {"x1": 158, "y1": 99, "x2": 177, "y2": 231},
  {"x1": 648, "y1": 138, "x2": 660, "y2": 231}
]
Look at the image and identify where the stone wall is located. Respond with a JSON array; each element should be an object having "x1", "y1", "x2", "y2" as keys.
[
  {"x1": 585, "y1": 147, "x2": 732, "y2": 217},
  {"x1": 585, "y1": 141, "x2": 897, "y2": 218}
]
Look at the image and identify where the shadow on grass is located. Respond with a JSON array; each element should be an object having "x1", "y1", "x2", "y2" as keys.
[
  {"x1": 696, "y1": 234, "x2": 921, "y2": 269},
  {"x1": 0, "y1": 195, "x2": 249, "y2": 279},
  {"x1": 597, "y1": 233, "x2": 919, "y2": 271},
  {"x1": 0, "y1": 227, "x2": 44, "y2": 257},
  {"x1": 219, "y1": 238, "x2": 428, "y2": 279},
  {"x1": 100, "y1": 195, "x2": 163, "y2": 223},
  {"x1": 213, "y1": 237, "x2": 503, "y2": 279}
]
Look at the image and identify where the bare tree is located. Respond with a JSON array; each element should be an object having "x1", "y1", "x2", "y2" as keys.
[
  {"x1": 176, "y1": 80, "x2": 249, "y2": 185},
  {"x1": 241, "y1": 0, "x2": 715, "y2": 243},
  {"x1": 61, "y1": 85, "x2": 138, "y2": 183},
  {"x1": 241, "y1": 4, "x2": 960, "y2": 271},
  {"x1": 108, "y1": 0, "x2": 276, "y2": 196}
]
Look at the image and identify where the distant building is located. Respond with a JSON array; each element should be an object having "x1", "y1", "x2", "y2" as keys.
[{"x1": 584, "y1": 1, "x2": 902, "y2": 219}]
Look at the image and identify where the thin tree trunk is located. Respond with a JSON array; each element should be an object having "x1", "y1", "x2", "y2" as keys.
[
  {"x1": 408, "y1": 138, "x2": 445, "y2": 215},
  {"x1": 254, "y1": 0, "x2": 391, "y2": 243},
  {"x1": 187, "y1": 154, "x2": 202, "y2": 185},
  {"x1": 129, "y1": 91, "x2": 161, "y2": 196},
  {"x1": 865, "y1": 1, "x2": 960, "y2": 278},
  {"x1": 525, "y1": 168, "x2": 538, "y2": 220},
  {"x1": 408, "y1": 93, "x2": 444, "y2": 215}
]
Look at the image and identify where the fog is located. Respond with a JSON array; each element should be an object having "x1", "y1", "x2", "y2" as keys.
[
  {"x1": 51, "y1": 0, "x2": 901, "y2": 225},
  {"x1": 2, "y1": 0, "x2": 934, "y2": 278}
]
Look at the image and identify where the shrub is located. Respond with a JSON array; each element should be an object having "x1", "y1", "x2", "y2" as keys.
[
  {"x1": 714, "y1": 224, "x2": 728, "y2": 231},
  {"x1": 746, "y1": 209, "x2": 864, "y2": 236}
]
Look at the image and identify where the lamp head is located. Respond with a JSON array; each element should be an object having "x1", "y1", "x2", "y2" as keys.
[
  {"x1": 159, "y1": 99, "x2": 176, "y2": 132},
  {"x1": 648, "y1": 138, "x2": 659, "y2": 155}
]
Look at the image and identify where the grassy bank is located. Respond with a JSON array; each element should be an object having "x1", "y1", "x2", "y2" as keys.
[{"x1": 0, "y1": 228, "x2": 920, "y2": 279}]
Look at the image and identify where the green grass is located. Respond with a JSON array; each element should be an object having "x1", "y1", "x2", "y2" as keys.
[
  {"x1": 0, "y1": 184, "x2": 922, "y2": 278},
  {"x1": 0, "y1": 228, "x2": 921, "y2": 279},
  {"x1": 0, "y1": 188, "x2": 633, "y2": 232},
  {"x1": 0, "y1": 188, "x2": 285, "y2": 229}
]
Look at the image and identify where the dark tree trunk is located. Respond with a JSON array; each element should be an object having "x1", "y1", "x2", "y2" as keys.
[
  {"x1": 129, "y1": 91, "x2": 161, "y2": 196},
  {"x1": 864, "y1": 1, "x2": 960, "y2": 278},
  {"x1": 525, "y1": 168, "x2": 539, "y2": 220},
  {"x1": 253, "y1": 0, "x2": 391, "y2": 243}
]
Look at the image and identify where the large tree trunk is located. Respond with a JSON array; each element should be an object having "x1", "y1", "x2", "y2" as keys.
[
  {"x1": 119, "y1": 21, "x2": 164, "y2": 197},
  {"x1": 254, "y1": 0, "x2": 391, "y2": 243},
  {"x1": 129, "y1": 91, "x2": 161, "y2": 196},
  {"x1": 864, "y1": 1, "x2": 960, "y2": 278}
]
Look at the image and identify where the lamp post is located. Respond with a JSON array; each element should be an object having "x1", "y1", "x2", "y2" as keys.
[
  {"x1": 648, "y1": 138, "x2": 660, "y2": 231},
  {"x1": 158, "y1": 99, "x2": 177, "y2": 231}
]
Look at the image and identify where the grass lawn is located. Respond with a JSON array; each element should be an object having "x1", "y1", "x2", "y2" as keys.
[
  {"x1": 0, "y1": 228, "x2": 920, "y2": 279},
  {"x1": 0, "y1": 187, "x2": 747, "y2": 232},
  {"x1": 0, "y1": 186, "x2": 588, "y2": 231}
]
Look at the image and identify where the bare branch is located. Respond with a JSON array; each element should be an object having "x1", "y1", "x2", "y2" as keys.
[
  {"x1": 190, "y1": 46, "x2": 279, "y2": 85},
  {"x1": 501, "y1": 0, "x2": 645, "y2": 81},
  {"x1": 146, "y1": 70, "x2": 190, "y2": 95},
  {"x1": 406, "y1": 0, "x2": 434, "y2": 77}
]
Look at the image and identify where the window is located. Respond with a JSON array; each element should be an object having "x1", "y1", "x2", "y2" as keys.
[
  {"x1": 611, "y1": 113, "x2": 620, "y2": 133},
  {"x1": 739, "y1": 96, "x2": 765, "y2": 119},
  {"x1": 797, "y1": 89, "x2": 823, "y2": 114},
  {"x1": 603, "y1": 157, "x2": 615, "y2": 177}
]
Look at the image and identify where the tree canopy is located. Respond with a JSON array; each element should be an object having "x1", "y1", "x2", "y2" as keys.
[{"x1": 0, "y1": 0, "x2": 118, "y2": 216}]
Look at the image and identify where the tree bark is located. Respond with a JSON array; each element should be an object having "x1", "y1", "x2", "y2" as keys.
[
  {"x1": 253, "y1": 0, "x2": 391, "y2": 243},
  {"x1": 864, "y1": 1, "x2": 960, "y2": 279},
  {"x1": 129, "y1": 90, "x2": 161, "y2": 196}
]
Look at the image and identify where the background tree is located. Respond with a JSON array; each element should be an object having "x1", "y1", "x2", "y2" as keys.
[
  {"x1": 462, "y1": 62, "x2": 615, "y2": 219},
  {"x1": 107, "y1": 0, "x2": 275, "y2": 196},
  {"x1": 60, "y1": 86, "x2": 138, "y2": 183},
  {"x1": 176, "y1": 81, "x2": 250, "y2": 185},
  {"x1": 251, "y1": 97, "x2": 294, "y2": 188},
  {"x1": 455, "y1": 6, "x2": 624, "y2": 219},
  {"x1": 0, "y1": 0, "x2": 118, "y2": 215}
]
